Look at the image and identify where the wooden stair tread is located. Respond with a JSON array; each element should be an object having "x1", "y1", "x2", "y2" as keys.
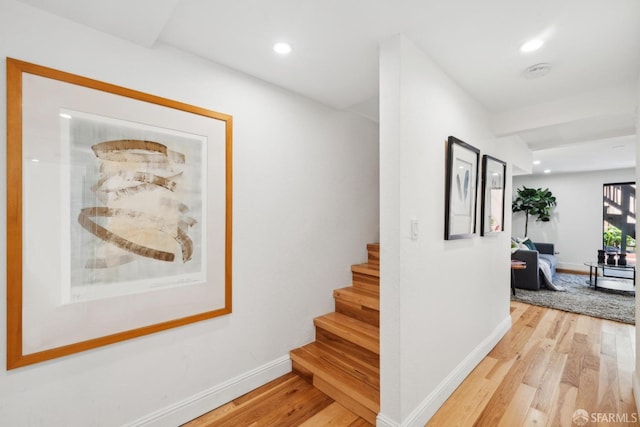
[
  {"x1": 333, "y1": 286, "x2": 379, "y2": 311},
  {"x1": 351, "y1": 263, "x2": 380, "y2": 277},
  {"x1": 290, "y1": 346, "x2": 379, "y2": 412},
  {"x1": 306, "y1": 341, "x2": 379, "y2": 388},
  {"x1": 314, "y1": 312, "x2": 379, "y2": 354}
]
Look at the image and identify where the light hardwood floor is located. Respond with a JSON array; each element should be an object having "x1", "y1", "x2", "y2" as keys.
[
  {"x1": 185, "y1": 301, "x2": 637, "y2": 426},
  {"x1": 427, "y1": 301, "x2": 638, "y2": 426}
]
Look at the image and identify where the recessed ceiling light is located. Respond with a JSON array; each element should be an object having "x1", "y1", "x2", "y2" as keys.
[
  {"x1": 520, "y1": 38, "x2": 544, "y2": 53},
  {"x1": 533, "y1": 160, "x2": 541, "y2": 165},
  {"x1": 543, "y1": 169, "x2": 551, "y2": 174},
  {"x1": 30, "y1": 158, "x2": 40, "y2": 163},
  {"x1": 273, "y1": 42, "x2": 292, "y2": 55},
  {"x1": 59, "y1": 113, "x2": 72, "y2": 119}
]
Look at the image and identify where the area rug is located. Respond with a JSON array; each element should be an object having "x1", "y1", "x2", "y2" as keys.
[{"x1": 511, "y1": 273, "x2": 635, "y2": 325}]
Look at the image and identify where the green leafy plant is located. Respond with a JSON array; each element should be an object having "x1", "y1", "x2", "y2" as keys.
[
  {"x1": 603, "y1": 225, "x2": 636, "y2": 249},
  {"x1": 512, "y1": 186, "x2": 557, "y2": 236}
]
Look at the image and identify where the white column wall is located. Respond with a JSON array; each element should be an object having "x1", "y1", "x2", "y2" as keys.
[
  {"x1": 379, "y1": 35, "x2": 511, "y2": 425},
  {"x1": 0, "y1": 1, "x2": 379, "y2": 425}
]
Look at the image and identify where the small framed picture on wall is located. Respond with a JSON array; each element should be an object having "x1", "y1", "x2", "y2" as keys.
[
  {"x1": 444, "y1": 136, "x2": 480, "y2": 240},
  {"x1": 480, "y1": 155, "x2": 507, "y2": 236}
]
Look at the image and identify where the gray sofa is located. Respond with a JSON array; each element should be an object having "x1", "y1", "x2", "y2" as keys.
[{"x1": 511, "y1": 242, "x2": 557, "y2": 290}]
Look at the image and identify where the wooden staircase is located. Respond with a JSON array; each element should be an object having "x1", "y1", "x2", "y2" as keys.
[{"x1": 290, "y1": 243, "x2": 380, "y2": 424}]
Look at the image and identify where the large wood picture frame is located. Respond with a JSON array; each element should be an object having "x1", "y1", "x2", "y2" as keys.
[
  {"x1": 444, "y1": 136, "x2": 480, "y2": 240},
  {"x1": 6, "y1": 58, "x2": 233, "y2": 369}
]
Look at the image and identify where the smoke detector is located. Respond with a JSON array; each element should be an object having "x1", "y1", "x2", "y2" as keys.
[{"x1": 524, "y1": 63, "x2": 551, "y2": 79}]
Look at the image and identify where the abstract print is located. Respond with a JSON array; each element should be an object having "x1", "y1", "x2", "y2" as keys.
[{"x1": 67, "y1": 112, "x2": 205, "y2": 302}]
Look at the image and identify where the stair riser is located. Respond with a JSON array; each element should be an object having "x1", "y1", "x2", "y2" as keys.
[
  {"x1": 289, "y1": 352, "x2": 378, "y2": 406},
  {"x1": 290, "y1": 360, "x2": 378, "y2": 424},
  {"x1": 314, "y1": 376, "x2": 378, "y2": 425},
  {"x1": 352, "y1": 272, "x2": 379, "y2": 291},
  {"x1": 335, "y1": 300, "x2": 379, "y2": 327},
  {"x1": 367, "y1": 246, "x2": 379, "y2": 266},
  {"x1": 333, "y1": 288, "x2": 379, "y2": 310},
  {"x1": 292, "y1": 360, "x2": 314, "y2": 384}
]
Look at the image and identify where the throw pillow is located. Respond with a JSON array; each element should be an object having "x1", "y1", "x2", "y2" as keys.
[
  {"x1": 510, "y1": 238, "x2": 519, "y2": 254},
  {"x1": 517, "y1": 237, "x2": 537, "y2": 251}
]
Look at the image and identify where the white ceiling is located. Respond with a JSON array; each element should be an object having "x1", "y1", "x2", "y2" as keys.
[{"x1": 17, "y1": 0, "x2": 640, "y2": 175}]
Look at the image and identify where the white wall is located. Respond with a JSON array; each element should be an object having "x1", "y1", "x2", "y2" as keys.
[
  {"x1": 513, "y1": 168, "x2": 635, "y2": 271},
  {"x1": 0, "y1": 1, "x2": 379, "y2": 425},
  {"x1": 379, "y1": 35, "x2": 512, "y2": 426},
  {"x1": 498, "y1": 135, "x2": 533, "y2": 175}
]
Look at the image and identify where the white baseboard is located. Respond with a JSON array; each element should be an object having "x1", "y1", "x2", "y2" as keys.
[
  {"x1": 376, "y1": 412, "x2": 400, "y2": 427},
  {"x1": 376, "y1": 314, "x2": 512, "y2": 427},
  {"x1": 124, "y1": 355, "x2": 292, "y2": 427}
]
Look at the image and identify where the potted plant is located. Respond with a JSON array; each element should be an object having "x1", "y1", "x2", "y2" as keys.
[{"x1": 512, "y1": 186, "x2": 557, "y2": 236}]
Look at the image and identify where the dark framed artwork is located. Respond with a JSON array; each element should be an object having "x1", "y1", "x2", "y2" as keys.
[
  {"x1": 444, "y1": 136, "x2": 480, "y2": 240},
  {"x1": 481, "y1": 155, "x2": 507, "y2": 236},
  {"x1": 6, "y1": 58, "x2": 233, "y2": 369}
]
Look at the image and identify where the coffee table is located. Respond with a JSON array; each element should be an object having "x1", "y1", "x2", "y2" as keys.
[{"x1": 584, "y1": 262, "x2": 635, "y2": 293}]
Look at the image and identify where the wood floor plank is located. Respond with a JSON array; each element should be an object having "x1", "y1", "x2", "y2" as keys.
[
  {"x1": 616, "y1": 331, "x2": 636, "y2": 410},
  {"x1": 523, "y1": 407, "x2": 547, "y2": 426},
  {"x1": 521, "y1": 338, "x2": 555, "y2": 388},
  {"x1": 547, "y1": 382, "x2": 578, "y2": 427},
  {"x1": 601, "y1": 331, "x2": 617, "y2": 357},
  {"x1": 426, "y1": 358, "x2": 500, "y2": 427},
  {"x1": 560, "y1": 332, "x2": 589, "y2": 388},
  {"x1": 471, "y1": 346, "x2": 540, "y2": 425},
  {"x1": 530, "y1": 351, "x2": 567, "y2": 415},
  {"x1": 184, "y1": 402, "x2": 236, "y2": 427},
  {"x1": 597, "y1": 354, "x2": 620, "y2": 415},
  {"x1": 298, "y1": 402, "x2": 360, "y2": 426},
  {"x1": 232, "y1": 372, "x2": 299, "y2": 406},
  {"x1": 496, "y1": 383, "x2": 537, "y2": 427},
  {"x1": 488, "y1": 305, "x2": 541, "y2": 360},
  {"x1": 524, "y1": 309, "x2": 560, "y2": 349},
  {"x1": 209, "y1": 376, "x2": 333, "y2": 427},
  {"x1": 182, "y1": 373, "x2": 350, "y2": 427},
  {"x1": 575, "y1": 367, "x2": 599, "y2": 417},
  {"x1": 555, "y1": 312, "x2": 579, "y2": 354}
]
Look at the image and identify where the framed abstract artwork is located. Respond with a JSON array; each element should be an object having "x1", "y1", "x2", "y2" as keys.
[
  {"x1": 444, "y1": 136, "x2": 480, "y2": 240},
  {"x1": 481, "y1": 155, "x2": 507, "y2": 236},
  {"x1": 6, "y1": 58, "x2": 233, "y2": 369}
]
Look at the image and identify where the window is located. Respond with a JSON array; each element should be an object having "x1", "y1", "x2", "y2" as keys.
[{"x1": 603, "y1": 182, "x2": 636, "y2": 254}]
